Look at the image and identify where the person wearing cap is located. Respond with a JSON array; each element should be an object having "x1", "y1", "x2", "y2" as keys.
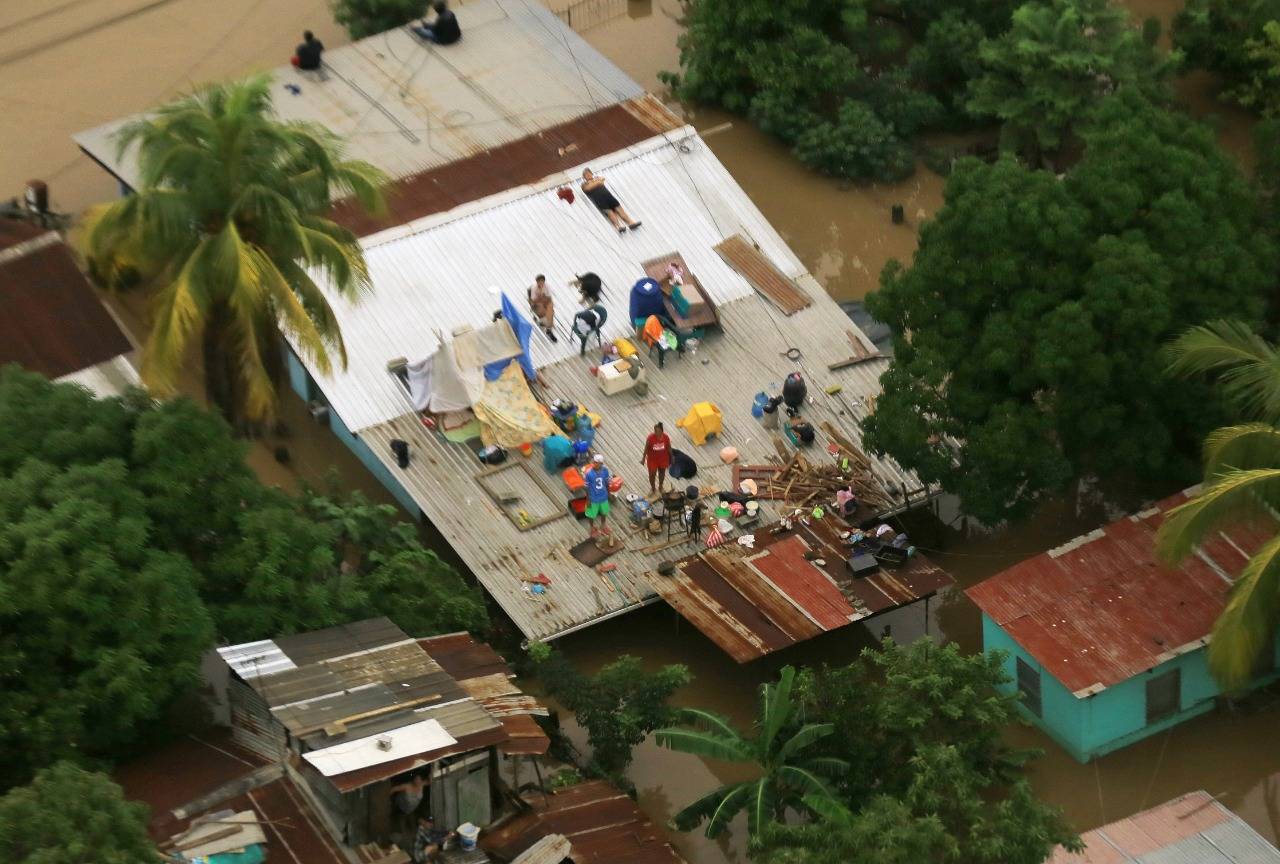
[
  {"x1": 583, "y1": 454, "x2": 612, "y2": 537},
  {"x1": 640, "y1": 422, "x2": 672, "y2": 496}
]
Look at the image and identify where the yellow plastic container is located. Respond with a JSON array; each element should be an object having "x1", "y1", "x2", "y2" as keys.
[
  {"x1": 676, "y1": 402, "x2": 722, "y2": 445},
  {"x1": 613, "y1": 337, "x2": 639, "y2": 360}
]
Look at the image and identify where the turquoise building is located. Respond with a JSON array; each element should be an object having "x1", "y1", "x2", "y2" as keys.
[{"x1": 967, "y1": 491, "x2": 1280, "y2": 763}]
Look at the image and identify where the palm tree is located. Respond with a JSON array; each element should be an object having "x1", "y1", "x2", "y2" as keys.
[
  {"x1": 1156, "y1": 320, "x2": 1280, "y2": 690},
  {"x1": 654, "y1": 666, "x2": 848, "y2": 839},
  {"x1": 86, "y1": 74, "x2": 386, "y2": 427}
]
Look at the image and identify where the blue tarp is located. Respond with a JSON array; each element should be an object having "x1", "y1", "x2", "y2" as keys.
[
  {"x1": 484, "y1": 293, "x2": 537, "y2": 382},
  {"x1": 629, "y1": 277, "x2": 664, "y2": 326}
]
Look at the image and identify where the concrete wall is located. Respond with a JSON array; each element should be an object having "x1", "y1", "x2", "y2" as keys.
[
  {"x1": 982, "y1": 613, "x2": 1280, "y2": 763},
  {"x1": 284, "y1": 348, "x2": 422, "y2": 519}
]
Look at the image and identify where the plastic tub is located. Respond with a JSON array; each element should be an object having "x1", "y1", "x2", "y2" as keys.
[{"x1": 457, "y1": 823, "x2": 479, "y2": 851}]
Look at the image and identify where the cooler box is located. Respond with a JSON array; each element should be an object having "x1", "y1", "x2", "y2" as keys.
[{"x1": 597, "y1": 359, "x2": 638, "y2": 396}]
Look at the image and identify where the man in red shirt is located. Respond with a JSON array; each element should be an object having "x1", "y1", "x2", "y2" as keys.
[{"x1": 641, "y1": 421, "x2": 672, "y2": 495}]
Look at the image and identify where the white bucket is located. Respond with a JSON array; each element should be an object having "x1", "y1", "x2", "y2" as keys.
[{"x1": 457, "y1": 822, "x2": 480, "y2": 851}]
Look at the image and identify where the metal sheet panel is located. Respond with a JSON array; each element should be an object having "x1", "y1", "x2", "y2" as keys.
[
  {"x1": 71, "y1": 0, "x2": 643, "y2": 189},
  {"x1": 967, "y1": 493, "x2": 1276, "y2": 693}
]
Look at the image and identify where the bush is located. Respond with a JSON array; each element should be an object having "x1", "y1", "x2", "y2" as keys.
[
  {"x1": 795, "y1": 101, "x2": 914, "y2": 182},
  {"x1": 331, "y1": 0, "x2": 425, "y2": 39}
]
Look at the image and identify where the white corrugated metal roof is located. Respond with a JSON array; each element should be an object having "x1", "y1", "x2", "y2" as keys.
[
  {"x1": 286, "y1": 129, "x2": 930, "y2": 641},
  {"x1": 216, "y1": 640, "x2": 297, "y2": 680},
  {"x1": 304, "y1": 130, "x2": 798, "y2": 432},
  {"x1": 71, "y1": 0, "x2": 642, "y2": 189}
]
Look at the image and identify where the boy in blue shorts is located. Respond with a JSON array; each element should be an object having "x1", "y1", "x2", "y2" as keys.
[{"x1": 584, "y1": 454, "x2": 611, "y2": 538}]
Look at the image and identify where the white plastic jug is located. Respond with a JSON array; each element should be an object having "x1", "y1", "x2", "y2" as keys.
[{"x1": 457, "y1": 822, "x2": 480, "y2": 851}]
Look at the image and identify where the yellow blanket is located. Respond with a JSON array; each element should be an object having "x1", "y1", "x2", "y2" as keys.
[{"x1": 474, "y1": 364, "x2": 558, "y2": 448}]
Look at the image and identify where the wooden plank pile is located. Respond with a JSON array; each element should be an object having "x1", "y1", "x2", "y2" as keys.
[{"x1": 734, "y1": 426, "x2": 893, "y2": 512}]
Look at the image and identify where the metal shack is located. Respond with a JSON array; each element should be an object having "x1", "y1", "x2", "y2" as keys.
[
  {"x1": 967, "y1": 490, "x2": 1280, "y2": 763},
  {"x1": 215, "y1": 619, "x2": 547, "y2": 848}
]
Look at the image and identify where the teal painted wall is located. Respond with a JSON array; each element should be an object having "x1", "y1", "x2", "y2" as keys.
[
  {"x1": 981, "y1": 613, "x2": 1280, "y2": 763},
  {"x1": 283, "y1": 349, "x2": 422, "y2": 520}
]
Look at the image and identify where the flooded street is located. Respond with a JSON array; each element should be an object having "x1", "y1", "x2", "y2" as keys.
[{"x1": 2, "y1": 0, "x2": 1277, "y2": 858}]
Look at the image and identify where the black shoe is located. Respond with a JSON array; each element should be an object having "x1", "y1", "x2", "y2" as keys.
[
  {"x1": 618, "y1": 226, "x2": 627, "y2": 234},
  {"x1": 628, "y1": 221, "x2": 642, "y2": 231},
  {"x1": 547, "y1": 329, "x2": 558, "y2": 343}
]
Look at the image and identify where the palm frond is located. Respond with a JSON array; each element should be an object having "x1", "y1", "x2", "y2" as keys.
[
  {"x1": 1207, "y1": 533, "x2": 1280, "y2": 691},
  {"x1": 1155, "y1": 469, "x2": 1280, "y2": 563},
  {"x1": 775, "y1": 764, "x2": 837, "y2": 800},
  {"x1": 654, "y1": 727, "x2": 752, "y2": 763},
  {"x1": 1204, "y1": 424, "x2": 1280, "y2": 480},
  {"x1": 759, "y1": 665, "x2": 797, "y2": 754},
  {"x1": 797, "y1": 756, "x2": 850, "y2": 779},
  {"x1": 745, "y1": 777, "x2": 778, "y2": 836},
  {"x1": 775, "y1": 723, "x2": 835, "y2": 764},
  {"x1": 275, "y1": 259, "x2": 346, "y2": 367},
  {"x1": 669, "y1": 707, "x2": 746, "y2": 744},
  {"x1": 141, "y1": 244, "x2": 213, "y2": 395},
  {"x1": 1165, "y1": 320, "x2": 1280, "y2": 424},
  {"x1": 800, "y1": 794, "x2": 854, "y2": 827},
  {"x1": 258, "y1": 250, "x2": 339, "y2": 376},
  {"x1": 222, "y1": 251, "x2": 279, "y2": 422},
  {"x1": 670, "y1": 781, "x2": 751, "y2": 836}
]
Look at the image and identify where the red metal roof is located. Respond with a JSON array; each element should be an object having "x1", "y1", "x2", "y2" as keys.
[
  {"x1": 331, "y1": 95, "x2": 683, "y2": 238},
  {"x1": 0, "y1": 222, "x2": 133, "y2": 379},
  {"x1": 966, "y1": 491, "x2": 1276, "y2": 694},
  {"x1": 653, "y1": 518, "x2": 953, "y2": 663}
]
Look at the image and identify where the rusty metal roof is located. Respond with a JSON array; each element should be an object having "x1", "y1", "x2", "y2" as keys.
[
  {"x1": 966, "y1": 491, "x2": 1277, "y2": 695},
  {"x1": 1048, "y1": 790, "x2": 1280, "y2": 863},
  {"x1": 332, "y1": 95, "x2": 682, "y2": 238},
  {"x1": 0, "y1": 222, "x2": 134, "y2": 381},
  {"x1": 653, "y1": 518, "x2": 953, "y2": 663},
  {"x1": 483, "y1": 779, "x2": 686, "y2": 864}
]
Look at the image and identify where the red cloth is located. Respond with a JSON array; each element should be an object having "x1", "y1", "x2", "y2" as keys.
[
  {"x1": 290, "y1": 55, "x2": 301, "y2": 67},
  {"x1": 644, "y1": 433, "x2": 672, "y2": 469},
  {"x1": 556, "y1": 186, "x2": 575, "y2": 205}
]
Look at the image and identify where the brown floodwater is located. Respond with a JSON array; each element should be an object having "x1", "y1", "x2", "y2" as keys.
[{"x1": 5, "y1": 0, "x2": 1276, "y2": 858}]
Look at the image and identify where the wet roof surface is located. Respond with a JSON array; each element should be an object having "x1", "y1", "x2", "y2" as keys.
[
  {"x1": 966, "y1": 491, "x2": 1277, "y2": 695},
  {"x1": 1048, "y1": 790, "x2": 1280, "y2": 863}
]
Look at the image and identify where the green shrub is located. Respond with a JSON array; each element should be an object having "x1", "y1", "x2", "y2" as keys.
[
  {"x1": 795, "y1": 101, "x2": 914, "y2": 182},
  {"x1": 331, "y1": 0, "x2": 425, "y2": 39}
]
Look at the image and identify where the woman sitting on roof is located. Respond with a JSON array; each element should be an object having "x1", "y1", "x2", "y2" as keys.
[{"x1": 580, "y1": 169, "x2": 641, "y2": 234}]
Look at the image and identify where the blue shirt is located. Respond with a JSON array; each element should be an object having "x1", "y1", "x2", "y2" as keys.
[{"x1": 584, "y1": 466, "x2": 610, "y2": 503}]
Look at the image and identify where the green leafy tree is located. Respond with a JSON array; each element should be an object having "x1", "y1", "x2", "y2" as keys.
[
  {"x1": 0, "y1": 762, "x2": 153, "y2": 863},
  {"x1": 332, "y1": 0, "x2": 425, "y2": 38},
  {"x1": 532, "y1": 647, "x2": 690, "y2": 779},
  {"x1": 655, "y1": 666, "x2": 847, "y2": 839},
  {"x1": 664, "y1": 0, "x2": 1018, "y2": 180},
  {"x1": 753, "y1": 641, "x2": 1078, "y2": 863},
  {"x1": 967, "y1": 0, "x2": 1175, "y2": 159},
  {"x1": 865, "y1": 92, "x2": 1274, "y2": 522},
  {"x1": 86, "y1": 75, "x2": 386, "y2": 427},
  {"x1": 1175, "y1": 0, "x2": 1280, "y2": 114},
  {"x1": 1157, "y1": 321, "x2": 1280, "y2": 690},
  {"x1": 0, "y1": 458, "x2": 213, "y2": 787}
]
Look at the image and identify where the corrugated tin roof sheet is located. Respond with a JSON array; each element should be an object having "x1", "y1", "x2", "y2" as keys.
[
  {"x1": 0, "y1": 224, "x2": 135, "y2": 380},
  {"x1": 966, "y1": 493, "x2": 1277, "y2": 695},
  {"x1": 483, "y1": 780, "x2": 686, "y2": 864},
  {"x1": 331, "y1": 95, "x2": 682, "y2": 237},
  {"x1": 1048, "y1": 790, "x2": 1280, "y2": 863},
  {"x1": 295, "y1": 132, "x2": 930, "y2": 642},
  {"x1": 655, "y1": 519, "x2": 953, "y2": 662},
  {"x1": 71, "y1": 0, "x2": 643, "y2": 190}
]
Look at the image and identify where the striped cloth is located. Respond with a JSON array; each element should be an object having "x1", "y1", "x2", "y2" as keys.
[{"x1": 705, "y1": 527, "x2": 726, "y2": 548}]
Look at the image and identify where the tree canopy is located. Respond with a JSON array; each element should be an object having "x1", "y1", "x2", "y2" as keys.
[
  {"x1": 1175, "y1": 0, "x2": 1280, "y2": 116},
  {"x1": 531, "y1": 645, "x2": 690, "y2": 780},
  {"x1": 752, "y1": 640, "x2": 1079, "y2": 864},
  {"x1": 664, "y1": 0, "x2": 1019, "y2": 181},
  {"x1": 0, "y1": 763, "x2": 154, "y2": 864},
  {"x1": 864, "y1": 91, "x2": 1275, "y2": 522},
  {"x1": 331, "y1": 0, "x2": 425, "y2": 39},
  {"x1": 0, "y1": 367, "x2": 488, "y2": 785},
  {"x1": 967, "y1": 0, "x2": 1174, "y2": 159},
  {"x1": 86, "y1": 75, "x2": 386, "y2": 427}
]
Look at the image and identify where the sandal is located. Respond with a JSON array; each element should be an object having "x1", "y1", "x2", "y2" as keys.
[{"x1": 628, "y1": 221, "x2": 642, "y2": 231}]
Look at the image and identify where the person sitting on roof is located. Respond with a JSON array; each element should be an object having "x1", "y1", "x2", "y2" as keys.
[
  {"x1": 413, "y1": 1, "x2": 462, "y2": 45},
  {"x1": 292, "y1": 31, "x2": 325, "y2": 75},
  {"x1": 412, "y1": 816, "x2": 452, "y2": 863},
  {"x1": 580, "y1": 169, "x2": 641, "y2": 234},
  {"x1": 528, "y1": 274, "x2": 557, "y2": 343}
]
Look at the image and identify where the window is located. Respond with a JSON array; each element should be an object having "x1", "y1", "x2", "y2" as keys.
[
  {"x1": 1145, "y1": 669, "x2": 1181, "y2": 725},
  {"x1": 1016, "y1": 657, "x2": 1042, "y2": 718}
]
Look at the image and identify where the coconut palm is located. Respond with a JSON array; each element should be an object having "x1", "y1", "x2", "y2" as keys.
[
  {"x1": 86, "y1": 74, "x2": 386, "y2": 426},
  {"x1": 654, "y1": 666, "x2": 848, "y2": 839},
  {"x1": 1157, "y1": 320, "x2": 1280, "y2": 690}
]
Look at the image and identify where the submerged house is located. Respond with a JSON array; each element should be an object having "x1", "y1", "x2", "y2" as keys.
[
  {"x1": 73, "y1": 0, "x2": 939, "y2": 648},
  {"x1": 967, "y1": 491, "x2": 1280, "y2": 763},
  {"x1": 215, "y1": 618, "x2": 549, "y2": 849},
  {"x1": 1048, "y1": 790, "x2": 1280, "y2": 863}
]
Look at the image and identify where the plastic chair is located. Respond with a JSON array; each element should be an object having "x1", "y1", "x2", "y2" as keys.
[{"x1": 574, "y1": 304, "x2": 608, "y2": 356}]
